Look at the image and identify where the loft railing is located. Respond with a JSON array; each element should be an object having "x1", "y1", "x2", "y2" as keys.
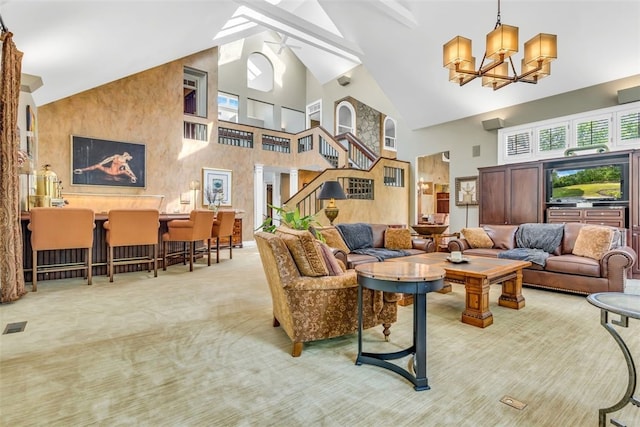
[{"x1": 335, "y1": 132, "x2": 377, "y2": 170}]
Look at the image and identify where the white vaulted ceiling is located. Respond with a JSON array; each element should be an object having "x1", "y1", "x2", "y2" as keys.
[{"x1": 2, "y1": 0, "x2": 639, "y2": 130}]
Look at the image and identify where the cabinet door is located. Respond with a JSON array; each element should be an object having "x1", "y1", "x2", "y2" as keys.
[
  {"x1": 509, "y1": 165, "x2": 542, "y2": 224},
  {"x1": 632, "y1": 152, "x2": 639, "y2": 276},
  {"x1": 479, "y1": 168, "x2": 508, "y2": 225}
]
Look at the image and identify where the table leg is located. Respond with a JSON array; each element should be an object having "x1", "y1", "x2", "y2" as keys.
[
  {"x1": 597, "y1": 310, "x2": 638, "y2": 427},
  {"x1": 413, "y1": 293, "x2": 429, "y2": 391},
  {"x1": 499, "y1": 269, "x2": 526, "y2": 309},
  {"x1": 461, "y1": 276, "x2": 493, "y2": 328}
]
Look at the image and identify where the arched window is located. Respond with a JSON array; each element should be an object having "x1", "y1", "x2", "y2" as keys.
[
  {"x1": 336, "y1": 101, "x2": 355, "y2": 135},
  {"x1": 383, "y1": 117, "x2": 397, "y2": 151},
  {"x1": 247, "y1": 53, "x2": 274, "y2": 92}
]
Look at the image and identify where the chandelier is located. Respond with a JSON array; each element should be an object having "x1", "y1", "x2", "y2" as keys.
[{"x1": 443, "y1": 0, "x2": 557, "y2": 90}]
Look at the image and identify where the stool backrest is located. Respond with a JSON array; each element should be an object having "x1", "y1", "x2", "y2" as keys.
[
  {"x1": 29, "y1": 208, "x2": 95, "y2": 250},
  {"x1": 190, "y1": 210, "x2": 216, "y2": 241},
  {"x1": 212, "y1": 210, "x2": 236, "y2": 238},
  {"x1": 105, "y1": 209, "x2": 160, "y2": 246}
]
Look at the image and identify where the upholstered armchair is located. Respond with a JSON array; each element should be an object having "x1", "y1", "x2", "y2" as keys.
[{"x1": 255, "y1": 230, "x2": 399, "y2": 357}]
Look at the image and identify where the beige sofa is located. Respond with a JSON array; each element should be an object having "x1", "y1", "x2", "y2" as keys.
[
  {"x1": 315, "y1": 223, "x2": 435, "y2": 269},
  {"x1": 448, "y1": 223, "x2": 637, "y2": 295}
]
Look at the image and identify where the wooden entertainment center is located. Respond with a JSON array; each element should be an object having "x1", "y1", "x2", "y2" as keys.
[{"x1": 478, "y1": 149, "x2": 639, "y2": 278}]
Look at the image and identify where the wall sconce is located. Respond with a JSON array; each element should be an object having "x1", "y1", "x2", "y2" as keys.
[
  {"x1": 417, "y1": 178, "x2": 433, "y2": 195},
  {"x1": 189, "y1": 180, "x2": 200, "y2": 210},
  {"x1": 318, "y1": 181, "x2": 347, "y2": 225}
]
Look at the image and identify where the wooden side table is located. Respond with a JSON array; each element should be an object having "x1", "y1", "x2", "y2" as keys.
[
  {"x1": 355, "y1": 262, "x2": 445, "y2": 391},
  {"x1": 587, "y1": 292, "x2": 640, "y2": 427}
]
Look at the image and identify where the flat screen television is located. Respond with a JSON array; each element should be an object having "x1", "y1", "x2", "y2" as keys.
[{"x1": 547, "y1": 163, "x2": 628, "y2": 203}]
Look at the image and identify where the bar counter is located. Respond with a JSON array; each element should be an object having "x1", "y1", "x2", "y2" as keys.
[{"x1": 20, "y1": 212, "x2": 242, "y2": 283}]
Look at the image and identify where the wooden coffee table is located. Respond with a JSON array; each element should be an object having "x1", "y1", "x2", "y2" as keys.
[{"x1": 388, "y1": 252, "x2": 531, "y2": 328}]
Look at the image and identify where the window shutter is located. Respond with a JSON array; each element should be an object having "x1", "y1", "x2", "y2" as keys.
[
  {"x1": 618, "y1": 109, "x2": 640, "y2": 146},
  {"x1": 575, "y1": 115, "x2": 611, "y2": 147},
  {"x1": 537, "y1": 123, "x2": 568, "y2": 155},
  {"x1": 505, "y1": 130, "x2": 532, "y2": 159}
]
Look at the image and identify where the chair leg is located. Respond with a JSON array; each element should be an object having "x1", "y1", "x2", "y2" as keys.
[
  {"x1": 163, "y1": 241, "x2": 168, "y2": 271},
  {"x1": 292, "y1": 342, "x2": 303, "y2": 357},
  {"x1": 108, "y1": 245, "x2": 114, "y2": 282},
  {"x1": 32, "y1": 249, "x2": 38, "y2": 292},
  {"x1": 183, "y1": 242, "x2": 187, "y2": 265},
  {"x1": 152, "y1": 244, "x2": 157, "y2": 277},
  {"x1": 229, "y1": 234, "x2": 233, "y2": 260},
  {"x1": 87, "y1": 248, "x2": 93, "y2": 286},
  {"x1": 207, "y1": 238, "x2": 211, "y2": 266},
  {"x1": 189, "y1": 242, "x2": 194, "y2": 272},
  {"x1": 216, "y1": 237, "x2": 221, "y2": 263}
]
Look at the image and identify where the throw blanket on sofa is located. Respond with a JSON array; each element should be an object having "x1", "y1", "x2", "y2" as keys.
[
  {"x1": 515, "y1": 223, "x2": 564, "y2": 253},
  {"x1": 351, "y1": 247, "x2": 411, "y2": 261},
  {"x1": 498, "y1": 223, "x2": 564, "y2": 267},
  {"x1": 498, "y1": 248, "x2": 550, "y2": 267},
  {"x1": 335, "y1": 223, "x2": 373, "y2": 251}
]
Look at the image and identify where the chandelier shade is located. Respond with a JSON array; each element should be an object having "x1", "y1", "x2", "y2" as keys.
[
  {"x1": 442, "y1": 0, "x2": 557, "y2": 90},
  {"x1": 485, "y1": 24, "x2": 518, "y2": 61},
  {"x1": 524, "y1": 33, "x2": 557, "y2": 66},
  {"x1": 443, "y1": 36, "x2": 473, "y2": 69}
]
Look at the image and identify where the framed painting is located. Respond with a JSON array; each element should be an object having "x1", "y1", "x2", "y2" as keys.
[
  {"x1": 455, "y1": 176, "x2": 479, "y2": 206},
  {"x1": 71, "y1": 136, "x2": 146, "y2": 188},
  {"x1": 202, "y1": 168, "x2": 232, "y2": 207}
]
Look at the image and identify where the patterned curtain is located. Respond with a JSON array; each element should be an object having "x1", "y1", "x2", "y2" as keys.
[{"x1": 0, "y1": 31, "x2": 26, "y2": 302}]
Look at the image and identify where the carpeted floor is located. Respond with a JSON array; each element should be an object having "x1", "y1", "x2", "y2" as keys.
[{"x1": 1, "y1": 243, "x2": 639, "y2": 426}]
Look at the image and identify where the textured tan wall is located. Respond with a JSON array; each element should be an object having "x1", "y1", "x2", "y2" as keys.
[{"x1": 38, "y1": 48, "x2": 253, "y2": 239}]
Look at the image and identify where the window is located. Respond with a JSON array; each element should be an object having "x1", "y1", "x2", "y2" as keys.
[
  {"x1": 383, "y1": 117, "x2": 397, "y2": 151},
  {"x1": 575, "y1": 114, "x2": 611, "y2": 147},
  {"x1": 184, "y1": 67, "x2": 207, "y2": 117},
  {"x1": 383, "y1": 166, "x2": 404, "y2": 187},
  {"x1": 498, "y1": 102, "x2": 640, "y2": 165},
  {"x1": 247, "y1": 53, "x2": 273, "y2": 92},
  {"x1": 218, "y1": 92, "x2": 238, "y2": 123},
  {"x1": 336, "y1": 101, "x2": 355, "y2": 135},
  {"x1": 617, "y1": 108, "x2": 640, "y2": 146}
]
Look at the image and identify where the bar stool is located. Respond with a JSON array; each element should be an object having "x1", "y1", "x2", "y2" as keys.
[
  {"x1": 210, "y1": 210, "x2": 236, "y2": 263},
  {"x1": 104, "y1": 209, "x2": 160, "y2": 282},
  {"x1": 162, "y1": 210, "x2": 215, "y2": 271},
  {"x1": 28, "y1": 207, "x2": 95, "y2": 291}
]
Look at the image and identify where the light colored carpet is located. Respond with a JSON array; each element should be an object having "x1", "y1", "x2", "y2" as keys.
[{"x1": 1, "y1": 244, "x2": 639, "y2": 426}]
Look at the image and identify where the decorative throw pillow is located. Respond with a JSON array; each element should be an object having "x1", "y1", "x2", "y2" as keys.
[
  {"x1": 461, "y1": 227, "x2": 494, "y2": 249},
  {"x1": 384, "y1": 228, "x2": 413, "y2": 250},
  {"x1": 275, "y1": 226, "x2": 329, "y2": 277},
  {"x1": 319, "y1": 227, "x2": 351, "y2": 254},
  {"x1": 572, "y1": 225, "x2": 615, "y2": 260},
  {"x1": 317, "y1": 241, "x2": 345, "y2": 275}
]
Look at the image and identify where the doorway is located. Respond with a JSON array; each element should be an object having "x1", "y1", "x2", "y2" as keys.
[{"x1": 416, "y1": 151, "x2": 450, "y2": 224}]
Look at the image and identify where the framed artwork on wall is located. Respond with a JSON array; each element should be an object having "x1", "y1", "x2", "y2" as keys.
[
  {"x1": 455, "y1": 176, "x2": 479, "y2": 206},
  {"x1": 71, "y1": 136, "x2": 146, "y2": 188},
  {"x1": 202, "y1": 168, "x2": 232, "y2": 207}
]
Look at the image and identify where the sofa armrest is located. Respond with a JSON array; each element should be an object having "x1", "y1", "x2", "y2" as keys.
[
  {"x1": 600, "y1": 246, "x2": 637, "y2": 280},
  {"x1": 448, "y1": 238, "x2": 471, "y2": 252},
  {"x1": 331, "y1": 248, "x2": 348, "y2": 268},
  {"x1": 411, "y1": 238, "x2": 436, "y2": 253}
]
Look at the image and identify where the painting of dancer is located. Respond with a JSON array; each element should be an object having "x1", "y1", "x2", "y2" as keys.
[{"x1": 71, "y1": 136, "x2": 145, "y2": 188}]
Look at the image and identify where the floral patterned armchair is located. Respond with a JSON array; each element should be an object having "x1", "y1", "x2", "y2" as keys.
[{"x1": 255, "y1": 230, "x2": 399, "y2": 357}]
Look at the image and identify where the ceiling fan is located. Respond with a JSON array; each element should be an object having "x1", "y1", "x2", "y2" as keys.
[{"x1": 264, "y1": 34, "x2": 302, "y2": 55}]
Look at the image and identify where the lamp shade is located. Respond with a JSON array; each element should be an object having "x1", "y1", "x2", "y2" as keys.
[
  {"x1": 486, "y1": 24, "x2": 519, "y2": 61},
  {"x1": 449, "y1": 56, "x2": 476, "y2": 84},
  {"x1": 524, "y1": 33, "x2": 557, "y2": 66},
  {"x1": 443, "y1": 36, "x2": 473, "y2": 69},
  {"x1": 521, "y1": 58, "x2": 551, "y2": 80},
  {"x1": 318, "y1": 181, "x2": 347, "y2": 200},
  {"x1": 482, "y1": 62, "x2": 510, "y2": 87}
]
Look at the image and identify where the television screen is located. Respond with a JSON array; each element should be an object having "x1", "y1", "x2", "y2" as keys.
[{"x1": 550, "y1": 164, "x2": 623, "y2": 201}]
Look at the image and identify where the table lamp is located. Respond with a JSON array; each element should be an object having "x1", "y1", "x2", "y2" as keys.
[
  {"x1": 318, "y1": 181, "x2": 347, "y2": 225},
  {"x1": 189, "y1": 180, "x2": 200, "y2": 210}
]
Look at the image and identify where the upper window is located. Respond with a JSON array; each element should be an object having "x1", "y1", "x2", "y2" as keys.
[
  {"x1": 383, "y1": 117, "x2": 397, "y2": 151},
  {"x1": 218, "y1": 91, "x2": 239, "y2": 123},
  {"x1": 247, "y1": 53, "x2": 274, "y2": 92},
  {"x1": 184, "y1": 67, "x2": 207, "y2": 118},
  {"x1": 336, "y1": 101, "x2": 355, "y2": 135}
]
